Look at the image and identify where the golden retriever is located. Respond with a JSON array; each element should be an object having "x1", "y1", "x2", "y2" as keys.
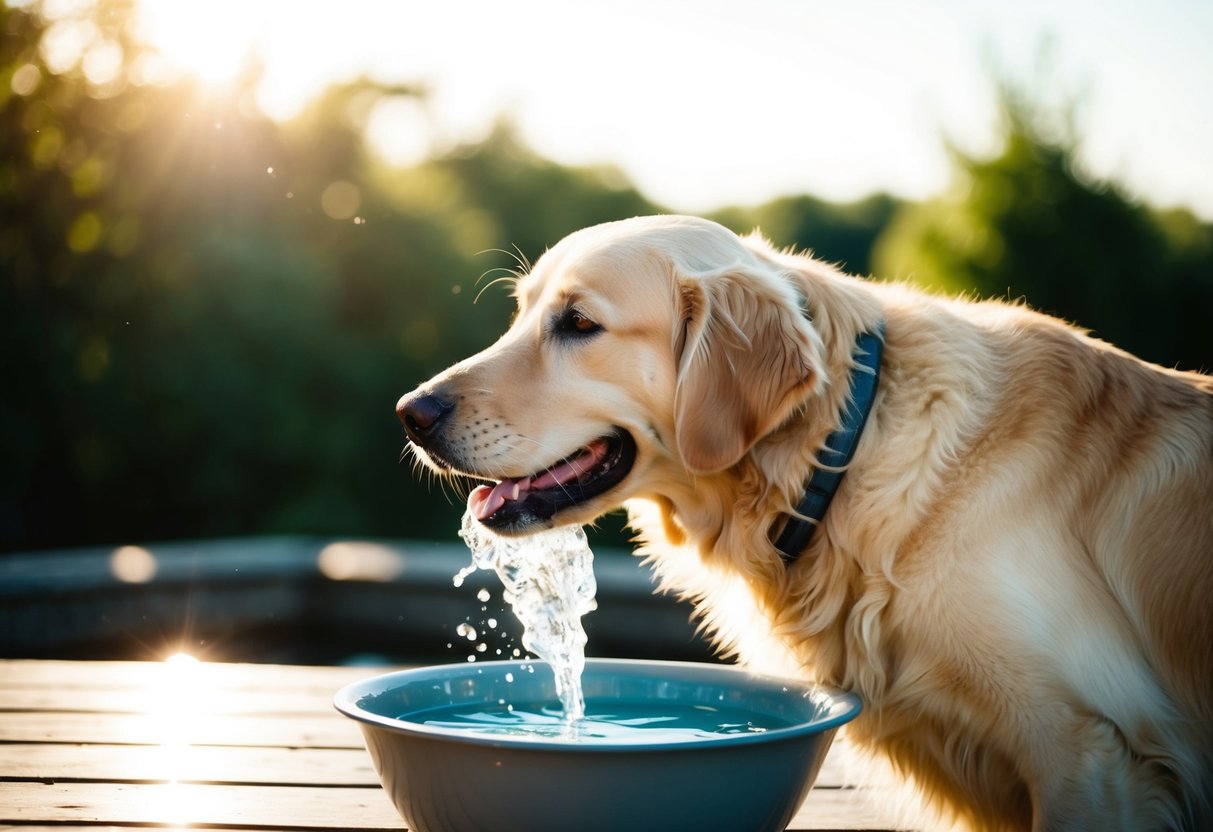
[{"x1": 397, "y1": 215, "x2": 1213, "y2": 830}]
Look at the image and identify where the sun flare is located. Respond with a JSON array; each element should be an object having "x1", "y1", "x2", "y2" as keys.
[{"x1": 134, "y1": 0, "x2": 266, "y2": 86}]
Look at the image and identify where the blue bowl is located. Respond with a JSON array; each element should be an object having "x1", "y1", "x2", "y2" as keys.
[{"x1": 335, "y1": 658, "x2": 861, "y2": 832}]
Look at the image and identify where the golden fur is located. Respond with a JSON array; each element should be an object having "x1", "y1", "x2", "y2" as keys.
[{"x1": 401, "y1": 215, "x2": 1213, "y2": 830}]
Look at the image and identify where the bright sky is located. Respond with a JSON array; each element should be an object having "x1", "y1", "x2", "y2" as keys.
[{"x1": 131, "y1": 0, "x2": 1213, "y2": 218}]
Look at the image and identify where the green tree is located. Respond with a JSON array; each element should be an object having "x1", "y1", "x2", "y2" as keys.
[
  {"x1": 711, "y1": 193, "x2": 898, "y2": 278},
  {"x1": 0, "y1": 1, "x2": 471, "y2": 548},
  {"x1": 0, "y1": 2, "x2": 659, "y2": 552},
  {"x1": 872, "y1": 83, "x2": 1212, "y2": 372}
]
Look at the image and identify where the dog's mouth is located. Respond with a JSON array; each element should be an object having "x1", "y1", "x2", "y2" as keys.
[{"x1": 468, "y1": 429, "x2": 636, "y2": 532}]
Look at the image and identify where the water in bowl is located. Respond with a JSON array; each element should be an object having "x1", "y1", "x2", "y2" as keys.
[
  {"x1": 455, "y1": 509, "x2": 597, "y2": 721},
  {"x1": 418, "y1": 699, "x2": 790, "y2": 743}
]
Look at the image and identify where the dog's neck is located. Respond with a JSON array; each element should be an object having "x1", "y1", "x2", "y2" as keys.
[{"x1": 772, "y1": 322, "x2": 885, "y2": 562}]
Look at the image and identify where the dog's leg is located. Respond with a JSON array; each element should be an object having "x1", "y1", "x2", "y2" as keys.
[{"x1": 1026, "y1": 713, "x2": 1191, "y2": 831}]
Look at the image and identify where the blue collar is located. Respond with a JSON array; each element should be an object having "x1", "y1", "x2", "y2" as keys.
[{"x1": 774, "y1": 322, "x2": 885, "y2": 563}]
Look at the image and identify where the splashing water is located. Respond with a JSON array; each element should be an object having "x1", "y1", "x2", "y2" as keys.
[{"x1": 456, "y1": 510, "x2": 597, "y2": 722}]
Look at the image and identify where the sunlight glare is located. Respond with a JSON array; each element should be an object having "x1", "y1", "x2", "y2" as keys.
[
  {"x1": 136, "y1": 653, "x2": 242, "y2": 825},
  {"x1": 135, "y1": 0, "x2": 264, "y2": 85},
  {"x1": 145, "y1": 653, "x2": 208, "y2": 788},
  {"x1": 165, "y1": 651, "x2": 200, "y2": 667},
  {"x1": 365, "y1": 96, "x2": 433, "y2": 168},
  {"x1": 109, "y1": 0, "x2": 1213, "y2": 218},
  {"x1": 149, "y1": 652, "x2": 207, "y2": 742}
]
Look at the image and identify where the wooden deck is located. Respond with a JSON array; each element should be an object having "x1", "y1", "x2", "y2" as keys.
[{"x1": 0, "y1": 659, "x2": 908, "y2": 831}]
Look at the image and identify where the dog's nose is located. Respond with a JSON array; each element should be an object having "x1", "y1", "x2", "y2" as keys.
[{"x1": 397, "y1": 392, "x2": 453, "y2": 447}]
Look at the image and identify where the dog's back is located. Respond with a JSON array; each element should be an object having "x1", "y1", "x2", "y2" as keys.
[{"x1": 831, "y1": 292, "x2": 1213, "y2": 829}]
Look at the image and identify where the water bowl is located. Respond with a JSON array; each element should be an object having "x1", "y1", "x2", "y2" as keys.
[{"x1": 334, "y1": 658, "x2": 861, "y2": 832}]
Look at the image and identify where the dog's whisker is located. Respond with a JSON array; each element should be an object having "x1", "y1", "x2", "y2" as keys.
[
  {"x1": 474, "y1": 264, "x2": 518, "y2": 285},
  {"x1": 474, "y1": 274, "x2": 521, "y2": 305},
  {"x1": 510, "y1": 243, "x2": 532, "y2": 276},
  {"x1": 474, "y1": 245, "x2": 532, "y2": 278}
]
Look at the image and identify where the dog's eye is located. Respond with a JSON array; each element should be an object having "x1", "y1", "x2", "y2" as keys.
[
  {"x1": 554, "y1": 309, "x2": 603, "y2": 338},
  {"x1": 570, "y1": 312, "x2": 599, "y2": 334}
]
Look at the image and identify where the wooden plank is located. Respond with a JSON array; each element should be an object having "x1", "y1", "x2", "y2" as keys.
[
  {"x1": 0, "y1": 828, "x2": 368, "y2": 832},
  {"x1": 0, "y1": 744, "x2": 378, "y2": 787},
  {"x1": 0, "y1": 736, "x2": 853, "y2": 791},
  {"x1": 0, "y1": 712, "x2": 364, "y2": 749},
  {"x1": 0, "y1": 782, "x2": 402, "y2": 829},
  {"x1": 0, "y1": 658, "x2": 396, "y2": 718},
  {"x1": 0, "y1": 659, "x2": 395, "y2": 693},
  {"x1": 790, "y1": 788, "x2": 913, "y2": 831},
  {"x1": 0, "y1": 740, "x2": 854, "y2": 792},
  {"x1": 0, "y1": 781, "x2": 901, "y2": 831},
  {"x1": 0, "y1": 685, "x2": 342, "y2": 716},
  {"x1": 0, "y1": 828, "x2": 336, "y2": 832}
]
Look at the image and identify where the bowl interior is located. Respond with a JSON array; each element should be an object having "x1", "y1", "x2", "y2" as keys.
[{"x1": 335, "y1": 658, "x2": 860, "y2": 749}]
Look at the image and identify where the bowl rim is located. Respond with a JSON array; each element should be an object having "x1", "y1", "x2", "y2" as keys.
[{"x1": 333, "y1": 657, "x2": 862, "y2": 753}]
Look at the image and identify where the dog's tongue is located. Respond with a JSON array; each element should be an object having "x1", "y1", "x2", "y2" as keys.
[{"x1": 468, "y1": 439, "x2": 610, "y2": 521}]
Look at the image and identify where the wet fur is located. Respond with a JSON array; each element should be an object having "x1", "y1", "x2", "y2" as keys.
[{"x1": 404, "y1": 216, "x2": 1213, "y2": 830}]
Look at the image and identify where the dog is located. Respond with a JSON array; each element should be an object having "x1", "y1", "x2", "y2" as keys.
[{"x1": 397, "y1": 215, "x2": 1213, "y2": 830}]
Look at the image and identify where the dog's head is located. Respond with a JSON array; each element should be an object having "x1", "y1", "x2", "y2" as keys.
[{"x1": 397, "y1": 215, "x2": 826, "y2": 534}]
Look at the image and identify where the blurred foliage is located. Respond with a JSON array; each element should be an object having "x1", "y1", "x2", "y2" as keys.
[
  {"x1": 712, "y1": 193, "x2": 898, "y2": 278},
  {"x1": 0, "y1": 0, "x2": 664, "y2": 551},
  {"x1": 872, "y1": 81, "x2": 1212, "y2": 371},
  {"x1": 2, "y1": 1, "x2": 1209, "y2": 554}
]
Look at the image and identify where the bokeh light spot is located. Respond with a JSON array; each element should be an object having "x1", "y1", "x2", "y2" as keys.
[
  {"x1": 67, "y1": 211, "x2": 103, "y2": 253},
  {"x1": 10, "y1": 63, "x2": 41, "y2": 96},
  {"x1": 71, "y1": 156, "x2": 108, "y2": 197},
  {"x1": 321, "y1": 180, "x2": 361, "y2": 220},
  {"x1": 82, "y1": 39, "x2": 124, "y2": 87},
  {"x1": 111, "y1": 545, "x2": 157, "y2": 583},
  {"x1": 318, "y1": 541, "x2": 404, "y2": 582},
  {"x1": 40, "y1": 18, "x2": 97, "y2": 75}
]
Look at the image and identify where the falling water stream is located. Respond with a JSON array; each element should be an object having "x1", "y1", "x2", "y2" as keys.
[{"x1": 455, "y1": 510, "x2": 597, "y2": 722}]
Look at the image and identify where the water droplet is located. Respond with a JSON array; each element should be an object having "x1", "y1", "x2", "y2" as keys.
[
  {"x1": 477, "y1": 588, "x2": 490, "y2": 603},
  {"x1": 475, "y1": 642, "x2": 487, "y2": 653},
  {"x1": 466, "y1": 655, "x2": 476, "y2": 663},
  {"x1": 505, "y1": 672, "x2": 514, "y2": 683},
  {"x1": 487, "y1": 618, "x2": 498, "y2": 629}
]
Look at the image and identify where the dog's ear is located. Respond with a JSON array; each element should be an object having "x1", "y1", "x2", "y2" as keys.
[{"x1": 674, "y1": 269, "x2": 825, "y2": 474}]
